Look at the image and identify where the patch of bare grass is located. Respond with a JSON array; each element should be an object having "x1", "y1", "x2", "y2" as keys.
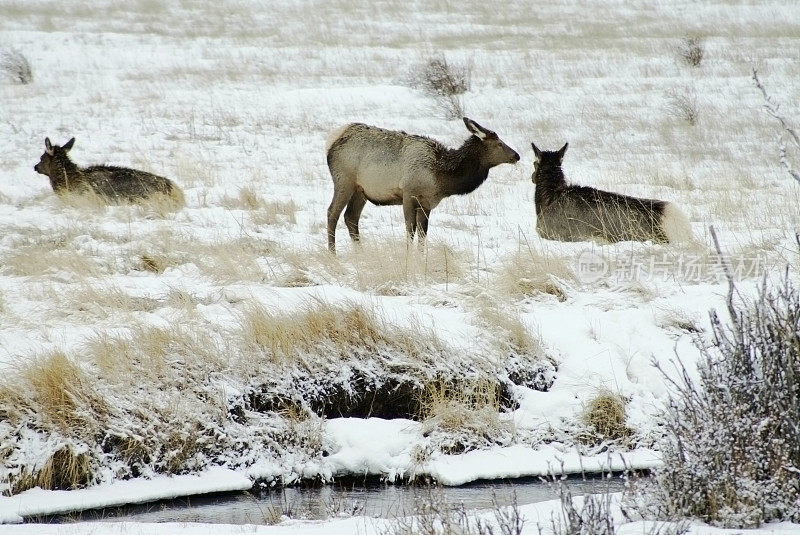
[
  {"x1": 474, "y1": 300, "x2": 557, "y2": 391},
  {"x1": 251, "y1": 199, "x2": 298, "y2": 226},
  {"x1": 220, "y1": 186, "x2": 265, "y2": 211},
  {"x1": 239, "y1": 300, "x2": 434, "y2": 366},
  {"x1": 419, "y1": 379, "x2": 515, "y2": 454},
  {"x1": 494, "y1": 247, "x2": 575, "y2": 301},
  {"x1": 2, "y1": 237, "x2": 100, "y2": 278},
  {"x1": 283, "y1": 241, "x2": 468, "y2": 295}
]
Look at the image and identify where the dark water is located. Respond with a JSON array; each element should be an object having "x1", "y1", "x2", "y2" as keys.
[{"x1": 44, "y1": 476, "x2": 628, "y2": 525}]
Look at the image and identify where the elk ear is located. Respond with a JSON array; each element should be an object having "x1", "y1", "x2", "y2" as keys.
[
  {"x1": 557, "y1": 142, "x2": 569, "y2": 162},
  {"x1": 531, "y1": 142, "x2": 542, "y2": 161},
  {"x1": 45, "y1": 137, "x2": 54, "y2": 155},
  {"x1": 463, "y1": 117, "x2": 488, "y2": 140},
  {"x1": 63, "y1": 137, "x2": 75, "y2": 152}
]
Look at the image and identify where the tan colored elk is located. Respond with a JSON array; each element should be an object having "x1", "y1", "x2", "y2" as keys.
[
  {"x1": 531, "y1": 142, "x2": 692, "y2": 244},
  {"x1": 325, "y1": 118, "x2": 520, "y2": 252}
]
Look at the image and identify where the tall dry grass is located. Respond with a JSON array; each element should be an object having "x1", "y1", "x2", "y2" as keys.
[
  {"x1": 280, "y1": 241, "x2": 468, "y2": 295},
  {"x1": 493, "y1": 246, "x2": 575, "y2": 301}
]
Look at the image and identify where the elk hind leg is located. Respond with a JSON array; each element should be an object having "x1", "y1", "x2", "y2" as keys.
[{"x1": 344, "y1": 189, "x2": 367, "y2": 244}]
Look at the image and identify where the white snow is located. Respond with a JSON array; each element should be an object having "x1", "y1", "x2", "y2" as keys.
[
  {"x1": 1, "y1": 0, "x2": 799, "y2": 530},
  {"x1": 0, "y1": 468, "x2": 251, "y2": 525}
]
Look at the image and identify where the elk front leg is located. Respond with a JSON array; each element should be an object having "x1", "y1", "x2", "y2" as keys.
[
  {"x1": 402, "y1": 195, "x2": 418, "y2": 242},
  {"x1": 415, "y1": 205, "x2": 430, "y2": 248}
]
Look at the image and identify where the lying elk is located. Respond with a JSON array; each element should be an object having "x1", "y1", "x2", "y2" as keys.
[
  {"x1": 325, "y1": 118, "x2": 520, "y2": 252},
  {"x1": 34, "y1": 137, "x2": 185, "y2": 208},
  {"x1": 531, "y1": 142, "x2": 692, "y2": 243}
]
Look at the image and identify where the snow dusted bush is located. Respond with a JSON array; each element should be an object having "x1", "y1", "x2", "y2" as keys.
[
  {"x1": 665, "y1": 88, "x2": 699, "y2": 126},
  {"x1": 675, "y1": 36, "x2": 704, "y2": 68},
  {"x1": 407, "y1": 54, "x2": 470, "y2": 119},
  {"x1": 549, "y1": 481, "x2": 616, "y2": 535},
  {"x1": 652, "y1": 272, "x2": 800, "y2": 527},
  {"x1": 0, "y1": 47, "x2": 32, "y2": 84}
]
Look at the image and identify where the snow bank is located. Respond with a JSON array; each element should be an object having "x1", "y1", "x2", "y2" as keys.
[{"x1": 0, "y1": 468, "x2": 251, "y2": 525}]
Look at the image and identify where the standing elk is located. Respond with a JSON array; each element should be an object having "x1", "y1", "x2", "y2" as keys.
[
  {"x1": 531, "y1": 142, "x2": 692, "y2": 243},
  {"x1": 325, "y1": 118, "x2": 520, "y2": 252}
]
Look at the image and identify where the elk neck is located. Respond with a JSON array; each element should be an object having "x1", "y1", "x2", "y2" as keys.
[{"x1": 436, "y1": 136, "x2": 491, "y2": 196}]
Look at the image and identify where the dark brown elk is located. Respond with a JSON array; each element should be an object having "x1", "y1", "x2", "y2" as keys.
[
  {"x1": 531, "y1": 142, "x2": 692, "y2": 243},
  {"x1": 34, "y1": 137, "x2": 184, "y2": 208},
  {"x1": 325, "y1": 118, "x2": 519, "y2": 252}
]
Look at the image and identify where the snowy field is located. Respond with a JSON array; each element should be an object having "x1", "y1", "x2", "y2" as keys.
[{"x1": 1, "y1": 0, "x2": 800, "y2": 530}]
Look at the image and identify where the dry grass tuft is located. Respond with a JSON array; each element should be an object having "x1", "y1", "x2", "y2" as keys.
[
  {"x1": 240, "y1": 301, "x2": 423, "y2": 364},
  {"x1": 11, "y1": 447, "x2": 92, "y2": 493},
  {"x1": 665, "y1": 88, "x2": 699, "y2": 126},
  {"x1": 220, "y1": 186, "x2": 265, "y2": 211},
  {"x1": 476, "y1": 303, "x2": 541, "y2": 357},
  {"x1": 419, "y1": 379, "x2": 514, "y2": 454},
  {"x1": 580, "y1": 391, "x2": 632, "y2": 443},
  {"x1": 251, "y1": 199, "x2": 298, "y2": 226},
  {"x1": 140, "y1": 254, "x2": 166, "y2": 273},
  {"x1": 494, "y1": 248, "x2": 574, "y2": 301},
  {"x1": 2, "y1": 239, "x2": 100, "y2": 278},
  {"x1": 23, "y1": 352, "x2": 107, "y2": 433},
  {"x1": 676, "y1": 35, "x2": 704, "y2": 67},
  {"x1": 283, "y1": 241, "x2": 468, "y2": 295}
]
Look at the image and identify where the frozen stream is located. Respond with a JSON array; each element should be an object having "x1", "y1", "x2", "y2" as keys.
[{"x1": 33, "y1": 476, "x2": 627, "y2": 525}]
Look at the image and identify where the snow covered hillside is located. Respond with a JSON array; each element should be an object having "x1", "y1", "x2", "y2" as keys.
[{"x1": 0, "y1": 0, "x2": 799, "y2": 511}]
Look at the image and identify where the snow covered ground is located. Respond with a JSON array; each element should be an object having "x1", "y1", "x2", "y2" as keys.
[{"x1": 1, "y1": 0, "x2": 800, "y2": 529}]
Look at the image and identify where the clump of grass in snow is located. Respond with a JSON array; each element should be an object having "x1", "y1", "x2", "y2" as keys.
[
  {"x1": 0, "y1": 352, "x2": 105, "y2": 492},
  {"x1": 0, "y1": 47, "x2": 32, "y2": 84},
  {"x1": 419, "y1": 379, "x2": 515, "y2": 454},
  {"x1": 580, "y1": 391, "x2": 632, "y2": 444},
  {"x1": 474, "y1": 300, "x2": 557, "y2": 391},
  {"x1": 220, "y1": 186, "x2": 265, "y2": 210},
  {"x1": 494, "y1": 247, "x2": 575, "y2": 301},
  {"x1": 281, "y1": 241, "x2": 467, "y2": 295},
  {"x1": 239, "y1": 300, "x2": 433, "y2": 364},
  {"x1": 10, "y1": 447, "x2": 92, "y2": 494},
  {"x1": 676, "y1": 35, "x2": 704, "y2": 67},
  {"x1": 665, "y1": 88, "x2": 699, "y2": 126},
  {"x1": 139, "y1": 254, "x2": 166, "y2": 273},
  {"x1": 251, "y1": 199, "x2": 298, "y2": 226}
]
